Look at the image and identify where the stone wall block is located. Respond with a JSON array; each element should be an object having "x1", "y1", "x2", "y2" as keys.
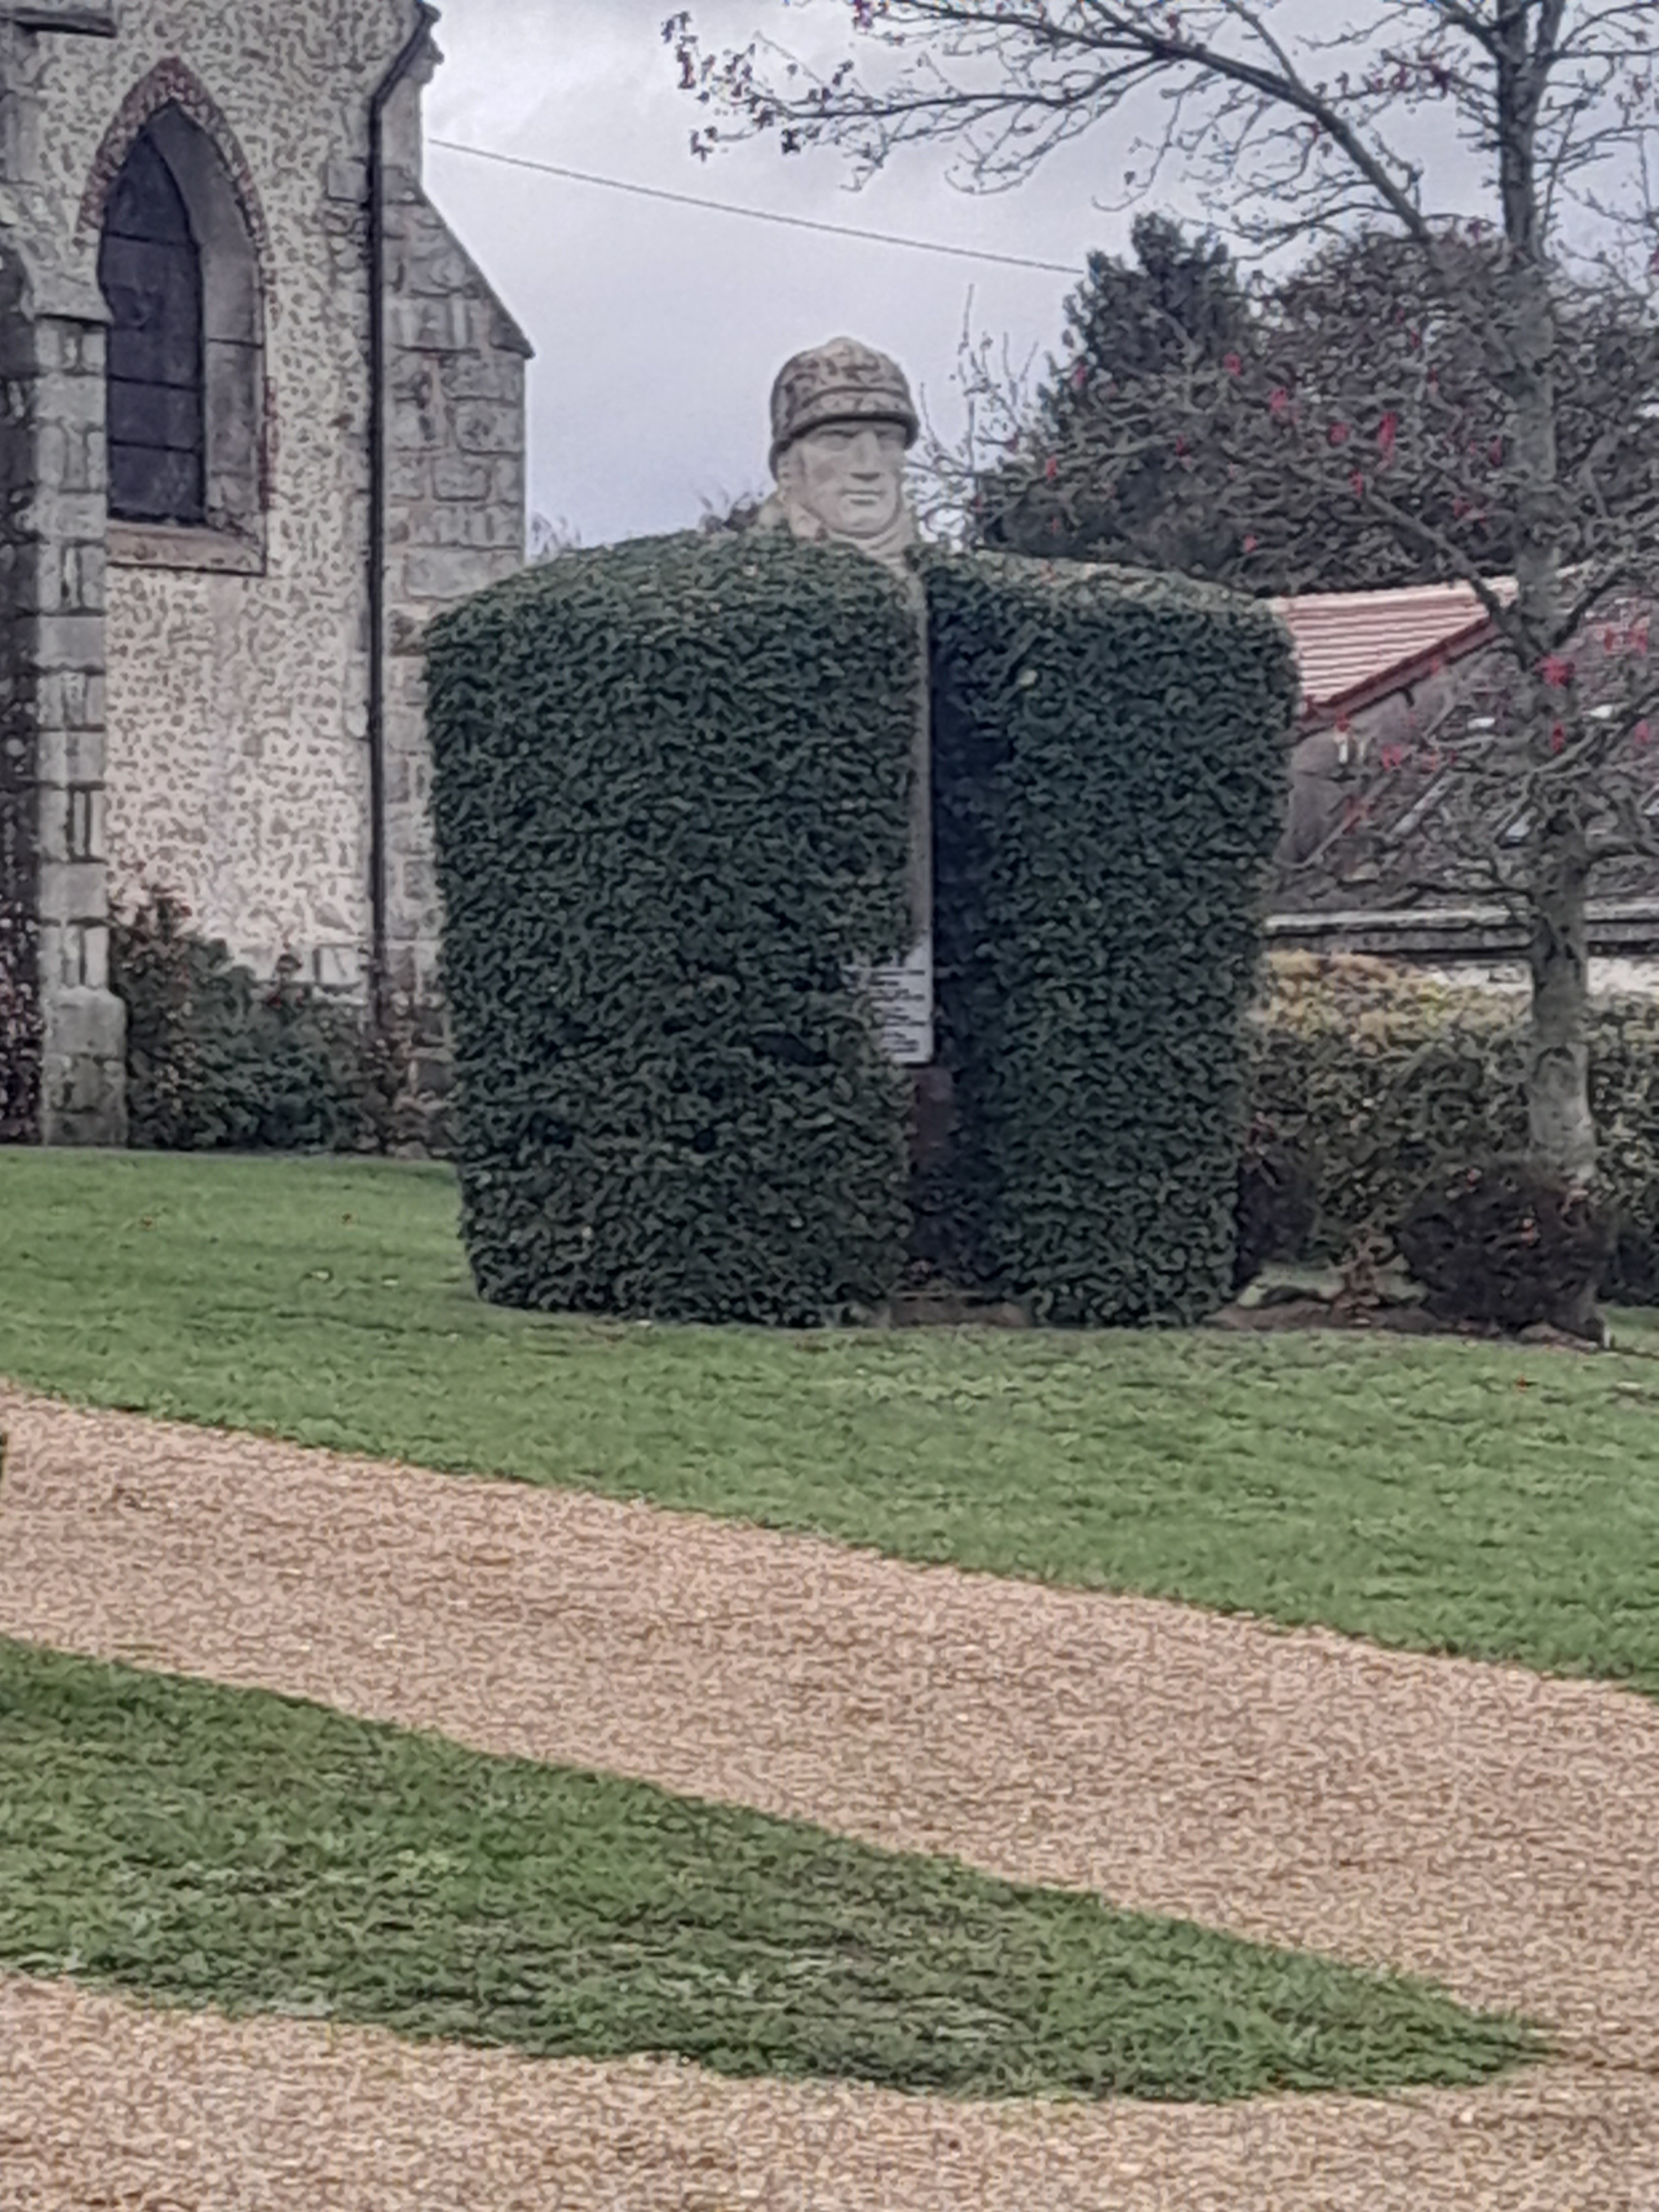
[
  {"x1": 401, "y1": 546, "x2": 494, "y2": 602},
  {"x1": 84, "y1": 923, "x2": 109, "y2": 994},
  {"x1": 386, "y1": 656, "x2": 428, "y2": 712},
  {"x1": 79, "y1": 787, "x2": 107, "y2": 865},
  {"x1": 40, "y1": 993, "x2": 128, "y2": 1144},
  {"x1": 37, "y1": 788, "x2": 67, "y2": 865},
  {"x1": 390, "y1": 397, "x2": 441, "y2": 451},
  {"x1": 65, "y1": 671, "x2": 104, "y2": 731},
  {"x1": 406, "y1": 243, "x2": 471, "y2": 296},
  {"x1": 30, "y1": 725, "x2": 65, "y2": 788},
  {"x1": 388, "y1": 452, "x2": 431, "y2": 501},
  {"x1": 452, "y1": 403, "x2": 519, "y2": 455},
  {"x1": 33, "y1": 721, "x2": 106, "y2": 788},
  {"x1": 490, "y1": 456, "x2": 525, "y2": 508},
  {"x1": 34, "y1": 613, "x2": 103, "y2": 673},
  {"x1": 66, "y1": 540, "x2": 106, "y2": 614},
  {"x1": 4, "y1": 550, "x2": 44, "y2": 619},
  {"x1": 45, "y1": 917, "x2": 110, "y2": 993},
  {"x1": 389, "y1": 295, "x2": 473, "y2": 352},
  {"x1": 29, "y1": 421, "x2": 65, "y2": 498},
  {"x1": 411, "y1": 1051, "x2": 453, "y2": 1100},
  {"x1": 38, "y1": 369, "x2": 105, "y2": 435},
  {"x1": 439, "y1": 353, "x2": 516, "y2": 404},
  {"x1": 59, "y1": 428, "x2": 104, "y2": 496},
  {"x1": 326, "y1": 229, "x2": 370, "y2": 283},
  {"x1": 36, "y1": 857, "x2": 108, "y2": 926},
  {"x1": 431, "y1": 453, "x2": 491, "y2": 501},
  {"x1": 389, "y1": 357, "x2": 437, "y2": 405},
  {"x1": 418, "y1": 504, "x2": 523, "y2": 551},
  {"x1": 44, "y1": 323, "x2": 104, "y2": 379},
  {"x1": 310, "y1": 942, "x2": 363, "y2": 990},
  {"x1": 39, "y1": 491, "x2": 107, "y2": 545}
]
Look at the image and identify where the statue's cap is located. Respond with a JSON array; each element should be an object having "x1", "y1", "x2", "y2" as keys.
[{"x1": 769, "y1": 337, "x2": 919, "y2": 471}]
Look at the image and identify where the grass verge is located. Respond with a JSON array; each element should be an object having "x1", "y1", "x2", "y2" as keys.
[
  {"x1": 3, "y1": 1151, "x2": 1659, "y2": 1692},
  {"x1": 0, "y1": 1637, "x2": 1541, "y2": 2101}
]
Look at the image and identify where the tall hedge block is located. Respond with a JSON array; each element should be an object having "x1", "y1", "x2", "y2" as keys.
[
  {"x1": 423, "y1": 533, "x2": 915, "y2": 1323},
  {"x1": 923, "y1": 552, "x2": 1296, "y2": 1324}
]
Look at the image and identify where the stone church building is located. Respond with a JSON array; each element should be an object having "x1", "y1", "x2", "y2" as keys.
[{"x1": 1, "y1": 0, "x2": 529, "y2": 1143}]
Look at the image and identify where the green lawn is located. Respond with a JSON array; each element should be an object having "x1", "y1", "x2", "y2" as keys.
[
  {"x1": 4, "y1": 1150, "x2": 1659, "y2": 1692},
  {"x1": 0, "y1": 1639, "x2": 1541, "y2": 2100}
]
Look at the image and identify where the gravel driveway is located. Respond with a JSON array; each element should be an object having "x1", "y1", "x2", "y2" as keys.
[{"x1": 3, "y1": 1383, "x2": 1656, "y2": 2209}]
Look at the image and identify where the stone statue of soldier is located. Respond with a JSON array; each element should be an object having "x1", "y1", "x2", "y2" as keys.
[
  {"x1": 755, "y1": 336, "x2": 920, "y2": 570},
  {"x1": 752, "y1": 333, "x2": 947, "y2": 1186}
]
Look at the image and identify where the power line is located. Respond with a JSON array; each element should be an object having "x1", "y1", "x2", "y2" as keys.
[{"x1": 426, "y1": 137, "x2": 1084, "y2": 278}]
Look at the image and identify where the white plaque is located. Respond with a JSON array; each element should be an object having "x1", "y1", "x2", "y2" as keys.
[{"x1": 858, "y1": 934, "x2": 933, "y2": 1066}]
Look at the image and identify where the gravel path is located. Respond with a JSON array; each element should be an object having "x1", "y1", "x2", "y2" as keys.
[
  {"x1": 3, "y1": 1383, "x2": 1658, "y2": 2206},
  {"x1": 4, "y1": 1978, "x2": 1655, "y2": 2212}
]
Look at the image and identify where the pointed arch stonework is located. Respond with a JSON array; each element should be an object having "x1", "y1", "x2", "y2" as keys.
[
  {"x1": 84, "y1": 60, "x2": 274, "y2": 562},
  {"x1": 78, "y1": 58, "x2": 270, "y2": 280}
]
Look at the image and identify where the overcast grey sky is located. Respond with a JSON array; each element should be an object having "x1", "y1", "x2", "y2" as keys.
[
  {"x1": 420, "y1": 0, "x2": 1155, "y2": 546},
  {"x1": 417, "y1": 0, "x2": 1595, "y2": 551}
]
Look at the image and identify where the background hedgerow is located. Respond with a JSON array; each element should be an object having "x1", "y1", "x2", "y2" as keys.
[{"x1": 1245, "y1": 954, "x2": 1659, "y2": 1303}]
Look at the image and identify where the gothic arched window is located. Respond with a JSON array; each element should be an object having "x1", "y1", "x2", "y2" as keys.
[
  {"x1": 98, "y1": 125, "x2": 206, "y2": 525},
  {"x1": 92, "y1": 94, "x2": 267, "y2": 562}
]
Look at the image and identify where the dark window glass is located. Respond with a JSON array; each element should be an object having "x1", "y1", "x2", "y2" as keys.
[{"x1": 98, "y1": 131, "x2": 205, "y2": 525}]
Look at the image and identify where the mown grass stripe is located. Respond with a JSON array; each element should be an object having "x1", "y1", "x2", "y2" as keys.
[
  {"x1": 3, "y1": 1153, "x2": 1659, "y2": 1693},
  {"x1": 0, "y1": 1640, "x2": 1541, "y2": 2101}
]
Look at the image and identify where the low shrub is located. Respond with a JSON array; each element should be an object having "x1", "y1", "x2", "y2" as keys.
[
  {"x1": 1246, "y1": 953, "x2": 1659, "y2": 1305},
  {"x1": 1246, "y1": 954, "x2": 1524, "y2": 1262},
  {"x1": 111, "y1": 889, "x2": 406, "y2": 1154},
  {"x1": 1398, "y1": 1156, "x2": 1613, "y2": 1334}
]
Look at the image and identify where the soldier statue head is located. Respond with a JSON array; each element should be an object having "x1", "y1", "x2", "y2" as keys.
[{"x1": 757, "y1": 336, "x2": 920, "y2": 567}]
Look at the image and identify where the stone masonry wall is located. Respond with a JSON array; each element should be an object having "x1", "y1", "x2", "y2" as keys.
[
  {"x1": 26, "y1": 304, "x2": 126, "y2": 1142},
  {"x1": 79, "y1": 0, "x2": 418, "y2": 987},
  {"x1": 1, "y1": 0, "x2": 127, "y2": 1146},
  {"x1": 375, "y1": 58, "x2": 529, "y2": 1126},
  {"x1": 0, "y1": 241, "x2": 43, "y2": 1138},
  {"x1": 6, "y1": 1, "x2": 527, "y2": 1144}
]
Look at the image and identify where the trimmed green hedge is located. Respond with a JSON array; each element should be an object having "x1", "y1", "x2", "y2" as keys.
[
  {"x1": 423, "y1": 533, "x2": 915, "y2": 1324},
  {"x1": 923, "y1": 553, "x2": 1295, "y2": 1323},
  {"x1": 110, "y1": 890, "x2": 404, "y2": 1154},
  {"x1": 1248, "y1": 955, "x2": 1659, "y2": 1303},
  {"x1": 427, "y1": 536, "x2": 1293, "y2": 1326}
]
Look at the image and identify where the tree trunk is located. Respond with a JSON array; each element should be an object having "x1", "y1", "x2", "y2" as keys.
[{"x1": 1525, "y1": 839, "x2": 1594, "y2": 1189}]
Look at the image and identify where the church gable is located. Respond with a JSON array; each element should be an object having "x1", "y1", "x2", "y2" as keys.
[{"x1": 1, "y1": 0, "x2": 530, "y2": 1145}]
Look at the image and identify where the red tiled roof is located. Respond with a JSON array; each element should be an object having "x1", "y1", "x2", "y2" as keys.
[{"x1": 1271, "y1": 580, "x2": 1515, "y2": 721}]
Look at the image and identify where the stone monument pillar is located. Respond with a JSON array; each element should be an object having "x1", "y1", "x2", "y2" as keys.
[{"x1": 757, "y1": 337, "x2": 935, "y2": 1079}]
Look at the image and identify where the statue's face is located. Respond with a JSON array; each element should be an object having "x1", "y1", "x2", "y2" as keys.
[{"x1": 779, "y1": 419, "x2": 910, "y2": 542}]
